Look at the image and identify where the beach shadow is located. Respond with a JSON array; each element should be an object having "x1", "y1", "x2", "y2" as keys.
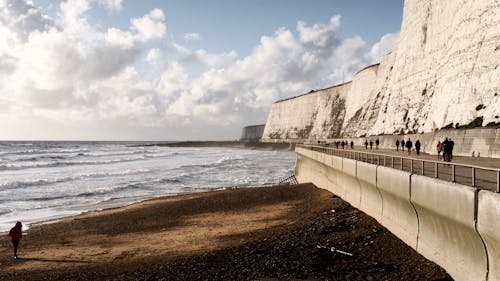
[{"x1": 17, "y1": 257, "x2": 91, "y2": 264}]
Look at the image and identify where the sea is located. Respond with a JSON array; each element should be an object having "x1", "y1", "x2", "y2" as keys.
[{"x1": 0, "y1": 141, "x2": 296, "y2": 232}]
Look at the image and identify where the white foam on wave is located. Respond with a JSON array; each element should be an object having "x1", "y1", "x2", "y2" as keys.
[
  {"x1": 0, "y1": 168, "x2": 150, "y2": 190},
  {"x1": 0, "y1": 144, "x2": 296, "y2": 234}
]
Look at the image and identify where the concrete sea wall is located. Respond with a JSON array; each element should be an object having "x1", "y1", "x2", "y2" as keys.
[{"x1": 295, "y1": 147, "x2": 500, "y2": 281}]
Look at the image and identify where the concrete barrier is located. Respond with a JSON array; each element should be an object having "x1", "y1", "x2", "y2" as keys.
[
  {"x1": 411, "y1": 175, "x2": 488, "y2": 281},
  {"x1": 477, "y1": 191, "x2": 500, "y2": 281},
  {"x1": 377, "y1": 166, "x2": 418, "y2": 249},
  {"x1": 341, "y1": 158, "x2": 361, "y2": 208},
  {"x1": 325, "y1": 155, "x2": 344, "y2": 198},
  {"x1": 357, "y1": 161, "x2": 382, "y2": 222},
  {"x1": 295, "y1": 150, "x2": 343, "y2": 196}
]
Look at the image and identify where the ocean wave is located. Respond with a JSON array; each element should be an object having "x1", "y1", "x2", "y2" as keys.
[
  {"x1": 178, "y1": 155, "x2": 245, "y2": 170},
  {"x1": 0, "y1": 150, "x2": 188, "y2": 171},
  {"x1": 0, "y1": 169, "x2": 149, "y2": 190},
  {"x1": 33, "y1": 182, "x2": 146, "y2": 203},
  {"x1": 158, "y1": 178, "x2": 183, "y2": 184},
  {"x1": 0, "y1": 155, "x2": 150, "y2": 171}
]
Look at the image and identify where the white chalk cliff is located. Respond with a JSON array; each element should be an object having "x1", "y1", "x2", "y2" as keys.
[{"x1": 262, "y1": 0, "x2": 500, "y2": 142}]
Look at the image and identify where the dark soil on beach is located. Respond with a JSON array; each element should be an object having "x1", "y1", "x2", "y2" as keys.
[
  {"x1": 0, "y1": 184, "x2": 452, "y2": 281},
  {"x1": 132, "y1": 197, "x2": 452, "y2": 281}
]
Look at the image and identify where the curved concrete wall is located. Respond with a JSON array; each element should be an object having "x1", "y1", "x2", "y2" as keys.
[
  {"x1": 411, "y1": 175, "x2": 487, "y2": 281},
  {"x1": 477, "y1": 191, "x2": 500, "y2": 281},
  {"x1": 357, "y1": 161, "x2": 382, "y2": 222},
  {"x1": 295, "y1": 148, "x2": 343, "y2": 197},
  {"x1": 340, "y1": 158, "x2": 361, "y2": 208},
  {"x1": 295, "y1": 148, "x2": 498, "y2": 281},
  {"x1": 377, "y1": 166, "x2": 418, "y2": 249}
]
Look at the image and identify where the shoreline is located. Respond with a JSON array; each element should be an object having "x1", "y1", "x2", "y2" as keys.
[
  {"x1": 0, "y1": 183, "x2": 451, "y2": 280},
  {"x1": 136, "y1": 140, "x2": 292, "y2": 151}
]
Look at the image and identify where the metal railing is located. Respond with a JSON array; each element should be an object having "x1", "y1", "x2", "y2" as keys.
[
  {"x1": 278, "y1": 174, "x2": 299, "y2": 185},
  {"x1": 297, "y1": 144, "x2": 500, "y2": 192}
]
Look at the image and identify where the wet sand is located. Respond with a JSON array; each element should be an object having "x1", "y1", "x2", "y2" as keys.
[{"x1": 0, "y1": 184, "x2": 451, "y2": 280}]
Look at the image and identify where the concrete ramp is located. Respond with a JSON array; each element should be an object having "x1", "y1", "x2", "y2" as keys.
[
  {"x1": 377, "y1": 166, "x2": 418, "y2": 249},
  {"x1": 411, "y1": 175, "x2": 487, "y2": 281}
]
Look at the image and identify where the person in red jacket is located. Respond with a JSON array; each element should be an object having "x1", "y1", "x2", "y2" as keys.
[{"x1": 9, "y1": 221, "x2": 22, "y2": 259}]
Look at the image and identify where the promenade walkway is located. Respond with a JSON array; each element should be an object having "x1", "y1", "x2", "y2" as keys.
[{"x1": 300, "y1": 144, "x2": 500, "y2": 192}]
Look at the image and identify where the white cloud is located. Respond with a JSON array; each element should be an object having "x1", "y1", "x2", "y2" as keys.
[
  {"x1": 59, "y1": 0, "x2": 90, "y2": 26},
  {"x1": 182, "y1": 49, "x2": 237, "y2": 67},
  {"x1": 0, "y1": 0, "x2": 399, "y2": 140},
  {"x1": 184, "y1": 32, "x2": 201, "y2": 41},
  {"x1": 97, "y1": 0, "x2": 122, "y2": 11},
  {"x1": 146, "y1": 48, "x2": 162, "y2": 64},
  {"x1": 131, "y1": 8, "x2": 166, "y2": 41},
  {"x1": 297, "y1": 15, "x2": 341, "y2": 47},
  {"x1": 369, "y1": 32, "x2": 399, "y2": 63}
]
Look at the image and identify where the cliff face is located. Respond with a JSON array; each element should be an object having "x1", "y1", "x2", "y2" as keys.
[
  {"x1": 363, "y1": 0, "x2": 500, "y2": 136},
  {"x1": 262, "y1": 0, "x2": 500, "y2": 142},
  {"x1": 262, "y1": 83, "x2": 350, "y2": 142},
  {"x1": 240, "y1": 125, "x2": 265, "y2": 142}
]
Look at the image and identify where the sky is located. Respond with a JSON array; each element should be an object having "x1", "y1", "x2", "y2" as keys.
[{"x1": 0, "y1": 0, "x2": 403, "y2": 141}]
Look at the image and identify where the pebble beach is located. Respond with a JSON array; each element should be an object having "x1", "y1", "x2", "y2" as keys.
[{"x1": 0, "y1": 183, "x2": 451, "y2": 280}]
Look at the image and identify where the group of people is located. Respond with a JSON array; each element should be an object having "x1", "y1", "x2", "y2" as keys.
[
  {"x1": 363, "y1": 139, "x2": 380, "y2": 150},
  {"x1": 436, "y1": 138, "x2": 455, "y2": 162},
  {"x1": 330, "y1": 137, "x2": 455, "y2": 161},
  {"x1": 334, "y1": 140, "x2": 354, "y2": 150},
  {"x1": 395, "y1": 138, "x2": 422, "y2": 155}
]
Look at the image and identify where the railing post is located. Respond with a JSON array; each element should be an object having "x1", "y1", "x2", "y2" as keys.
[
  {"x1": 471, "y1": 168, "x2": 476, "y2": 187},
  {"x1": 384, "y1": 156, "x2": 386, "y2": 166},
  {"x1": 435, "y1": 162, "x2": 438, "y2": 178},
  {"x1": 497, "y1": 171, "x2": 500, "y2": 193},
  {"x1": 421, "y1": 161, "x2": 424, "y2": 175},
  {"x1": 451, "y1": 165, "x2": 456, "y2": 182},
  {"x1": 410, "y1": 159, "x2": 413, "y2": 173},
  {"x1": 400, "y1": 157, "x2": 403, "y2": 170},
  {"x1": 391, "y1": 156, "x2": 394, "y2": 168}
]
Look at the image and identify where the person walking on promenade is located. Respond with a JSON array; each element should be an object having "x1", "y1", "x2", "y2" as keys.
[
  {"x1": 341, "y1": 141, "x2": 345, "y2": 149},
  {"x1": 369, "y1": 140, "x2": 373, "y2": 149},
  {"x1": 449, "y1": 138, "x2": 455, "y2": 160},
  {"x1": 436, "y1": 141, "x2": 442, "y2": 159},
  {"x1": 401, "y1": 139, "x2": 406, "y2": 152},
  {"x1": 375, "y1": 139, "x2": 380, "y2": 149},
  {"x1": 364, "y1": 140, "x2": 368, "y2": 149},
  {"x1": 350, "y1": 141, "x2": 354, "y2": 149},
  {"x1": 396, "y1": 139, "x2": 400, "y2": 151},
  {"x1": 405, "y1": 139, "x2": 413, "y2": 155},
  {"x1": 415, "y1": 140, "x2": 421, "y2": 155},
  {"x1": 9, "y1": 221, "x2": 22, "y2": 259},
  {"x1": 442, "y1": 138, "x2": 450, "y2": 162}
]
